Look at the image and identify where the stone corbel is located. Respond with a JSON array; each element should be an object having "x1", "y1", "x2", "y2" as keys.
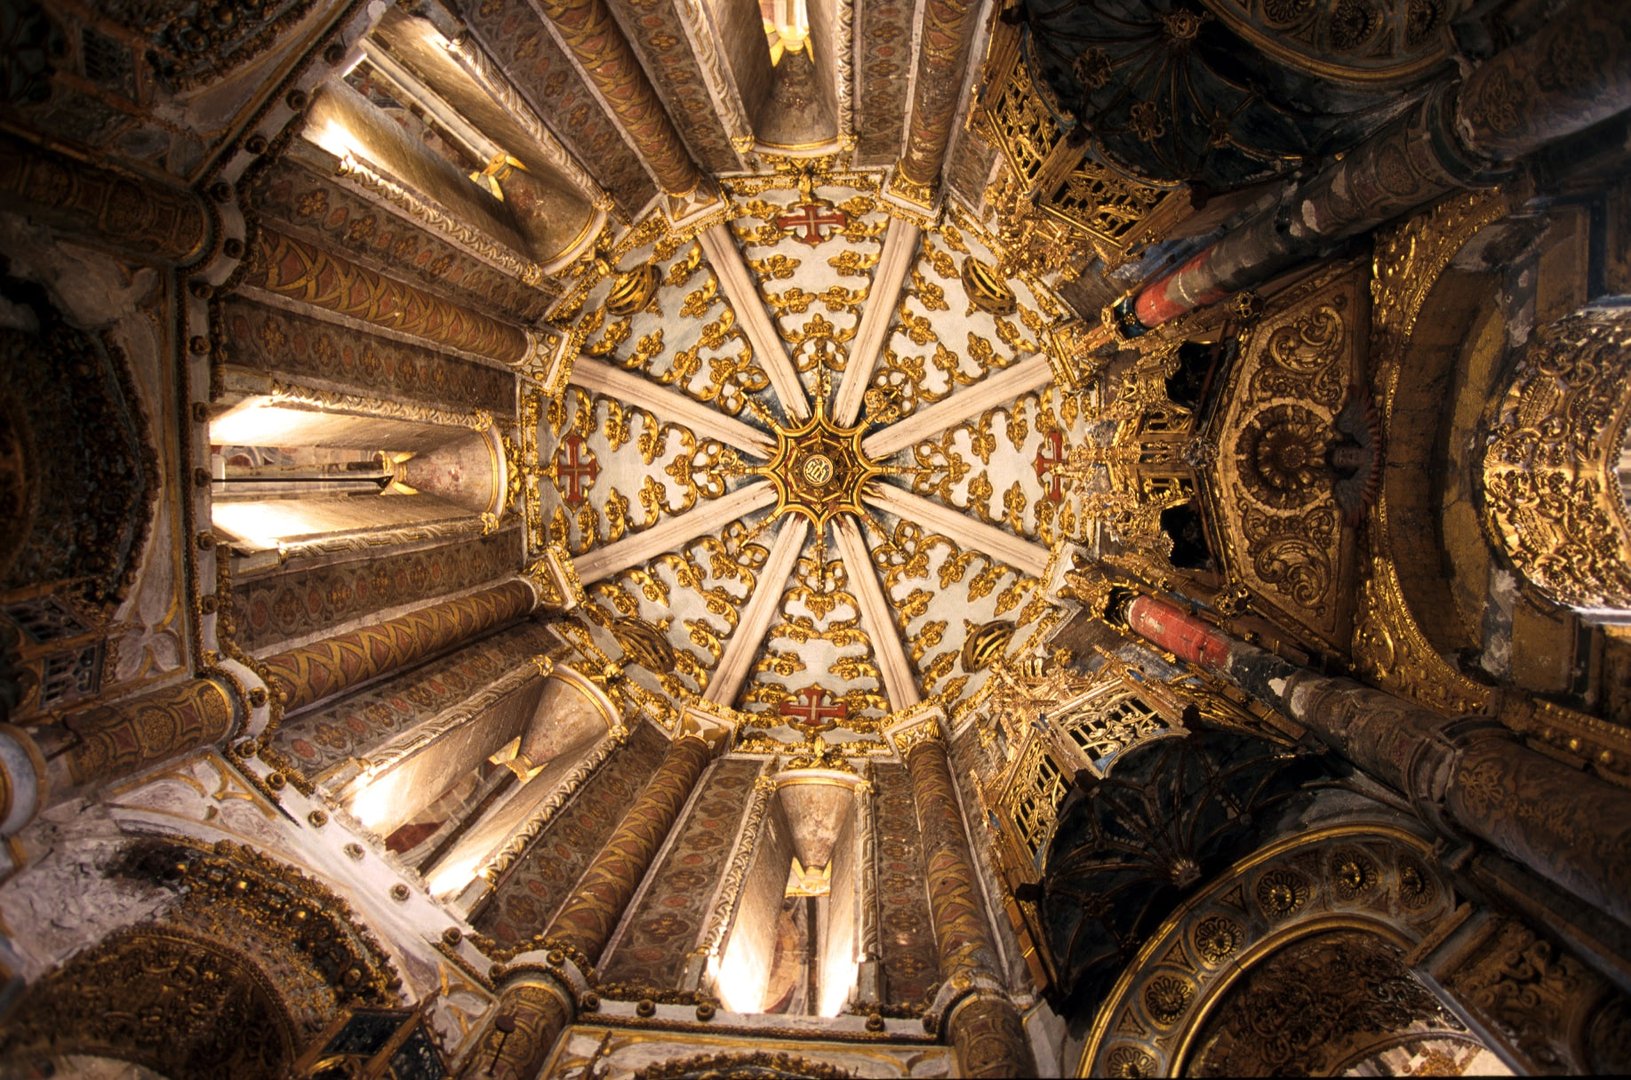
[{"x1": 522, "y1": 328, "x2": 574, "y2": 397}]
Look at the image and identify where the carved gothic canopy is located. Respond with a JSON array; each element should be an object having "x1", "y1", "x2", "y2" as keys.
[
  {"x1": 0, "y1": 274, "x2": 157, "y2": 612},
  {"x1": 1011, "y1": 0, "x2": 1464, "y2": 190},
  {"x1": 1037, "y1": 730, "x2": 1328, "y2": 1006}
]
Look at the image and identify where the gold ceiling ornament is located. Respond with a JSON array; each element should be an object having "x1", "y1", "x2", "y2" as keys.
[
  {"x1": 604, "y1": 262, "x2": 659, "y2": 317},
  {"x1": 752, "y1": 393, "x2": 881, "y2": 531},
  {"x1": 961, "y1": 618, "x2": 1018, "y2": 673},
  {"x1": 961, "y1": 256, "x2": 1018, "y2": 316}
]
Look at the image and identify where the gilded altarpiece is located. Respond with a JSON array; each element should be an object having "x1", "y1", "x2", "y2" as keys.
[{"x1": 1202, "y1": 263, "x2": 1368, "y2": 651}]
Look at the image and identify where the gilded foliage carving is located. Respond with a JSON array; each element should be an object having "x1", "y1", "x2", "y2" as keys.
[{"x1": 1440, "y1": 916, "x2": 1631, "y2": 1073}]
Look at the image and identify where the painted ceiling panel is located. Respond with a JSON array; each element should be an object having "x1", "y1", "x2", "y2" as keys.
[
  {"x1": 739, "y1": 537, "x2": 890, "y2": 732},
  {"x1": 538, "y1": 388, "x2": 748, "y2": 556},
  {"x1": 887, "y1": 385, "x2": 1091, "y2": 546},
  {"x1": 546, "y1": 172, "x2": 1080, "y2": 746},
  {"x1": 557, "y1": 221, "x2": 781, "y2": 421},
  {"x1": 858, "y1": 508, "x2": 1052, "y2": 714},
  {"x1": 869, "y1": 216, "x2": 1063, "y2": 423},
  {"x1": 730, "y1": 178, "x2": 888, "y2": 412}
]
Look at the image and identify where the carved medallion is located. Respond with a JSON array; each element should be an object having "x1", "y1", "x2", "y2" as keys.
[{"x1": 753, "y1": 396, "x2": 881, "y2": 529}]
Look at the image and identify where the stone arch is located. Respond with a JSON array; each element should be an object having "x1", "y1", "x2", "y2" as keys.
[
  {"x1": 1077, "y1": 822, "x2": 1491, "y2": 1077},
  {"x1": 1373, "y1": 237, "x2": 1506, "y2": 663},
  {"x1": 0, "y1": 925, "x2": 300, "y2": 1079},
  {"x1": 1183, "y1": 928, "x2": 1498, "y2": 1076}
]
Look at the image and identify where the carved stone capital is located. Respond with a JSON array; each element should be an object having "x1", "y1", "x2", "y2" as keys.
[
  {"x1": 522, "y1": 543, "x2": 585, "y2": 612},
  {"x1": 676, "y1": 700, "x2": 736, "y2": 756},
  {"x1": 886, "y1": 703, "x2": 948, "y2": 759},
  {"x1": 522, "y1": 328, "x2": 574, "y2": 396}
]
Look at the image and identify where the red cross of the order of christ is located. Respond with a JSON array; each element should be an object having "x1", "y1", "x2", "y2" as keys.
[
  {"x1": 779, "y1": 686, "x2": 847, "y2": 730},
  {"x1": 553, "y1": 433, "x2": 600, "y2": 507},
  {"x1": 1033, "y1": 429, "x2": 1068, "y2": 503},
  {"x1": 774, "y1": 201, "x2": 848, "y2": 246}
]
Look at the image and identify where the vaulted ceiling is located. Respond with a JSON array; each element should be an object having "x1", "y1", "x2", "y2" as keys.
[{"x1": 536, "y1": 172, "x2": 1094, "y2": 748}]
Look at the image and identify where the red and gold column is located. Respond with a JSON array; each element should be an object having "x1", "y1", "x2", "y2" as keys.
[
  {"x1": 896, "y1": 0, "x2": 985, "y2": 197},
  {"x1": 243, "y1": 228, "x2": 534, "y2": 364},
  {"x1": 892, "y1": 708, "x2": 1038, "y2": 1078},
  {"x1": 533, "y1": 0, "x2": 703, "y2": 199},
  {"x1": 261, "y1": 579, "x2": 536, "y2": 715},
  {"x1": 545, "y1": 718, "x2": 726, "y2": 959}
]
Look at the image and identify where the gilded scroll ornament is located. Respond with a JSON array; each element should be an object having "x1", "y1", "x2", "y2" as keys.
[{"x1": 1206, "y1": 263, "x2": 1365, "y2": 647}]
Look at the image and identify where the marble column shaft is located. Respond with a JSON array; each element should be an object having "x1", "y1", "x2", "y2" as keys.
[
  {"x1": 898, "y1": 0, "x2": 986, "y2": 191},
  {"x1": 244, "y1": 227, "x2": 533, "y2": 363},
  {"x1": 0, "y1": 133, "x2": 210, "y2": 265},
  {"x1": 262, "y1": 579, "x2": 536, "y2": 715},
  {"x1": 545, "y1": 733, "x2": 715, "y2": 959},
  {"x1": 1125, "y1": 595, "x2": 1631, "y2": 929},
  {"x1": 903, "y1": 737, "x2": 1038, "y2": 1078},
  {"x1": 1130, "y1": 0, "x2": 1631, "y2": 329},
  {"x1": 531, "y1": 0, "x2": 702, "y2": 197}
]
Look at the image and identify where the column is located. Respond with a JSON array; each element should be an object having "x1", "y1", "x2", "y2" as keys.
[
  {"x1": 854, "y1": 767, "x2": 885, "y2": 1005},
  {"x1": 0, "y1": 133, "x2": 209, "y2": 266},
  {"x1": 544, "y1": 715, "x2": 731, "y2": 960},
  {"x1": 892, "y1": 710, "x2": 1038, "y2": 1078},
  {"x1": 243, "y1": 227, "x2": 547, "y2": 367},
  {"x1": 261, "y1": 578, "x2": 536, "y2": 715},
  {"x1": 1125, "y1": 595, "x2": 1631, "y2": 928},
  {"x1": 896, "y1": 0, "x2": 986, "y2": 198},
  {"x1": 0, "y1": 674, "x2": 246, "y2": 835},
  {"x1": 1124, "y1": 0, "x2": 1631, "y2": 331},
  {"x1": 456, "y1": 971, "x2": 573, "y2": 1080},
  {"x1": 533, "y1": 0, "x2": 703, "y2": 199}
]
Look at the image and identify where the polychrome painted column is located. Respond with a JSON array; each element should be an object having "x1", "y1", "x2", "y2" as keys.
[
  {"x1": 892, "y1": 708, "x2": 1038, "y2": 1078},
  {"x1": 1125, "y1": 594, "x2": 1631, "y2": 928},
  {"x1": 1123, "y1": 0, "x2": 1631, "y2": 332},
  {"x1": 532, "y1": 0, "x2": 703, "y2": 198},
  {"x1": 544, "y1": 713, "x2": 731, "y2": 961},
  {"x1": 261, "y1": 579, "x2": 536, "y2": 715},
  {"x1": 896, "y1": 0, "x2": 986, "y2": 197},
  {"x1": 244, "y1": 228, "x2": 545, "y2": 366}
]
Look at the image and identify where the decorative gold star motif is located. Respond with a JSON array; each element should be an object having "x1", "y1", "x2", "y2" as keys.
[{"x1": 754, "y1": 396, "x2": 880, "y2": 530}]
